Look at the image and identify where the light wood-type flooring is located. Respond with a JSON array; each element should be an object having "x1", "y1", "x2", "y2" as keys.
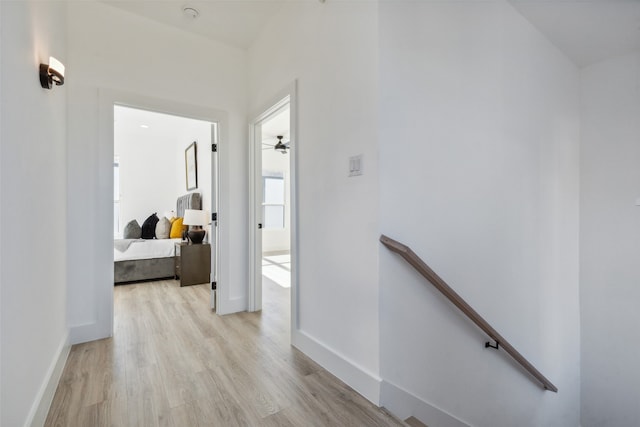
[{"x1": 45, "y1": 278, "x2": 405, "y2": 426}]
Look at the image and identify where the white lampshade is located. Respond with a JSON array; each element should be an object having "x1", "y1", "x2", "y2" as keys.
[{"x1": 183, "y1": 209, "x2": 209, "y2": 226}]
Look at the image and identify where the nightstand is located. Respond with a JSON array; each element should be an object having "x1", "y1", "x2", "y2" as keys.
[{"x1": 174, "y1": 242, "x2": 211, "y2": 287}]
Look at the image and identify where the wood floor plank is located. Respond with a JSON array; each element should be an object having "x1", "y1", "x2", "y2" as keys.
[
  {"x1": 45, "y1": 279, "x2": 406, "y2": 426},
  {"x1": 168, "y1": 402, "x2": 200, "y2": 427}
]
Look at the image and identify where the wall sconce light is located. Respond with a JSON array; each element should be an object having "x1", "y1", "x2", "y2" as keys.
[{"x1": 39, "y1": 56, "x2": 65, "y2": 89}]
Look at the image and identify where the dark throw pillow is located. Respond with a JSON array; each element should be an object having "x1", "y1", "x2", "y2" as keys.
[
  {"x1": 141, "y1": 213, "x2": 159, "y2": 239},
  {"x1": 122, "y1": 219, "x2": 142, "y2": 239}
]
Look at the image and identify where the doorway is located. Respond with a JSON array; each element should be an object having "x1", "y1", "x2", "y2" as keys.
[
  {"x1": 249, "y1": 85, "x2": 298, "y2": 333},
  {"x1": 74, "y1": 90, "x2": 230, "y2": 344},
  {"x1": 112, "y1": 104, "x2": 219, "y2": 308},
  {"x1": 260, "y1": 106, "x2": 291, "y2": 313}
]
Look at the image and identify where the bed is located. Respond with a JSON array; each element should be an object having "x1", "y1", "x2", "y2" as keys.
[{"x1": 114, "y1": 193, "x2": 201, "y2": 284}]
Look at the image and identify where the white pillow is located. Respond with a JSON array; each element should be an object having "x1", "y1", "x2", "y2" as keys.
[{"x1": 155, "y1": 217, "x2": 171, "y2": 239}]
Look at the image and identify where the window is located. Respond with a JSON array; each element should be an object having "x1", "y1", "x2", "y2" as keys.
[
  {"x1": 263, "y1": 174, "x2": 285, "y2": 229},
  {"x1": 114, "y1": 158, "x2": 120, "y2": 237}
]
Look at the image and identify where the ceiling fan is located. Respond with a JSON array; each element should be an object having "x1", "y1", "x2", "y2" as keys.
[
  {"x1": 273, "y1": 135, "x2": 289, "y2": 154},
  {"x1": 262, "y1": 135, "x2": 290, "y2": 154}
]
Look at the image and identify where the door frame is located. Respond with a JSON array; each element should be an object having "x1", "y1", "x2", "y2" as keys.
[
  {"x1": 248, "y1": 81, "x2": 299, "y2": 332},
  {"x1": 97, "y1": 89, "x2": 228, "y2": 339}
]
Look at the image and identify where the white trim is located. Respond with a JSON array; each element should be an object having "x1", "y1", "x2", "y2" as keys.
[
  {"x1": 26, "y1": 333, "x2": 70, "y2": 427},
  {"x1": 292, "y1": 329, "x2": 382, "y2": 405},
  {"x1": 288, "y1": 82, "x2": 299, "y2": 332},
  {"x1": 69, "y1": 322, "x2": 104, "y2": 345},
  {"x1": 249, "y1": 96, "x2": 290, "y2": 312},
  {"x1": 248, "y1": 81, "x2": 300, "y2": 337},
  {"x1": 92, "y1": 89, "x2": 229, "y2": 342},
  {"x1": 380, "y1": 381, "x2": 470, "y2": 427},
  {"x1": 216, "y1": 296, "x2": 247, "y2": 315}
]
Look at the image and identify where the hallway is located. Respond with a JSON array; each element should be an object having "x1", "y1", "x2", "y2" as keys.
[{"x1": 45, "y1": 279, "x2": 402, "y2": 426}]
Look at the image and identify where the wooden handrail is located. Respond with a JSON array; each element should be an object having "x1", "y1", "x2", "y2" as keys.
[{"x1": 380, "y1": 234, "x2": 558, "y2": 393}]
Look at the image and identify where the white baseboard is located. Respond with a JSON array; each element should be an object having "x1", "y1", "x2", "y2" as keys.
[
  {"x1": 217, "y1": 296, "x2": 246, "y2": 315},
  {"x1": 380, "y1": 380, "x2": 470, "y2": 427},
  {"x1": 69, "y1": 321, "x2": 111, "y2": 345},
  {"x1": 26, "y1": 333, "x2": 71, "y2": 427},
  {"x1": 292, "y1": 329, "x2": 381, "y2": 404}
]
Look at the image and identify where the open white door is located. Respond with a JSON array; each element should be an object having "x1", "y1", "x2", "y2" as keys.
[
  {"x1": 249, "y1": 121, "x2": 263, "y2": 311},
  {"x1": 210, "y1": 122, "x2": 219, "y2": 309}
]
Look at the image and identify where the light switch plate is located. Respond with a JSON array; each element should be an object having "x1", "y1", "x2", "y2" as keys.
[{"x1": 349, "y1": 155, "x2": 363, "y2": 177}]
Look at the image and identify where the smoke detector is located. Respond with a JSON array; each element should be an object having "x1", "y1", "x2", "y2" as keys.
[{"x1": 183, "y1": 6, "x2": 199, "y2": 19}]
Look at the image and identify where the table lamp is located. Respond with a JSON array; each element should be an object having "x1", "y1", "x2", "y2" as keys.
[{"x1": 183, "y1": 209, "x2": 209, "y2": 244}]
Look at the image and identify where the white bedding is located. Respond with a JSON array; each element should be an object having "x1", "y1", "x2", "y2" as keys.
[{"x1": 114, "y1": 238, "x2": 182, "y2": 262}]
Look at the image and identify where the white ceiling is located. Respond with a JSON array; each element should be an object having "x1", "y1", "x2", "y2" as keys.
[
  {"x1": 114, "y1": 105, "x2": 212, "y2": 154},
  {"x1": 102, "y1": 1, "x2": 640, "y2": 67},
  {"x1": 509, "y1": 0, "x2": 640, "y2": 67},
  {"x1": 102, "y1": 0, "x2": 284, "y2": 49}
]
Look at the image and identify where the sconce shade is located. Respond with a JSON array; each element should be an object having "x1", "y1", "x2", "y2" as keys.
[{"x1": 40, "y1": 56, "x2": 65, "y2": 89}]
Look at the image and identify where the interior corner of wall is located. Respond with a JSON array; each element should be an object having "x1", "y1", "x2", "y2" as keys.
[
  {"x1": 291, "y1": 329, "x2": 382, "y2": 406},
  {"x1": 69, "y1": 321, "x2": 108, "y2": 345}
]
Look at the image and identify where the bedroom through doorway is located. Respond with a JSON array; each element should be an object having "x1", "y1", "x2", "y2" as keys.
[
  {"x1": 113, "y1": 105, "x2": 218, "y2": 308},
  {"x1": 249, "y1": 90, "x2": 297, "y2": 327},
  {"x1": 260, "y1": 105, "x2": 291, "y2": 307}
]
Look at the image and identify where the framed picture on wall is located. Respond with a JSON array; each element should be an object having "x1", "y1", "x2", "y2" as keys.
[{"x1": 185, "y1": 141, "x2": 198, "y2": 191}]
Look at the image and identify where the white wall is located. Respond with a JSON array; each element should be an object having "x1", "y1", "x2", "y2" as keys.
[
  {"x1": 0, "y1": 1, "x2": 69, "y2": 425},
  {"x1": 248, "y1": 1, "x2": 381, "y2": 401},
  {"x1": 378, "y1": 2, "x2": 581, "y2": 426},
  {"x1": 67, "y1": 0, "x2": 248, "y2": 342},
  {"x1": 580, "y1": 51, "x2": 640, "y2": 427},
  {"x1": 114, "y1": 106, "x2": 211, "y2": 236},
  {"x1": 176, "y1": 124, "x2": 213, "y2": 215}
]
